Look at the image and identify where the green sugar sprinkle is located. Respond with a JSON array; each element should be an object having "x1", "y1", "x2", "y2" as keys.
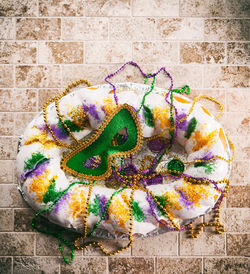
[
  {"x1": 131, "y1": 200, "x2": 145, "y2": 222},
  {"x1": 24, "y1": 152, "x2": 49, "y2": 171},
  {"x1": 57, "y1": 119, "x2": 82, "y2": 134},
  {"x1": 43, "y1": 180, "x2": 61, "y2": 204},
  {"x1": 143, "y1": 105, "x2": 154, "y2": 128},
  {"x1": 185, "y1": 117, "x2": 197, "y2": 139}
]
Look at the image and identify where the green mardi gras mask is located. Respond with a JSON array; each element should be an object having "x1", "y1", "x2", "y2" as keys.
[{"x1": 60, "y1": 104, "x2": 143, "y2": 180}]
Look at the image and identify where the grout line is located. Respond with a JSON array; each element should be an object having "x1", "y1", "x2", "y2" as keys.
[
  {"x1": 13, "y1": 18, "x2": 16, "y2": 41},
  {"x1": 201, "y1": 65, "x2": 204, "y2": 89},
  {"x1": 36, "y1": 0, "x2": 39, "y2": 17},
  {"x1": 11, "y1": 256, "x2": 13, "y2": 274},
  {"x1": 154, "y1": 256, "x2": 157, "y2": 274},
  {"x1": 106, "y1": 256, "x2": 109, "y2": 274},
  {"x1": 224, "y1": 41, "x2": 228, "y2": 65},
  {"x1": 5, "y1": 15, "x2": 250, "y2": 19},
  {"x1": 1, "y1": 39, "x2": 249, "y2": 43},
  {"x1": 34, "y1": 233, "x2": 37, "y2": 256},
  {"x1": 225, "y1": 232, "x2": 228, "y2": 256},
  {"x1": 177, "y1": 232, "x2": 180, "y2": 256},
  {"x1": 177, "y1": 41, "x2": 180, "y2": 65},
  {"x1": 202, "y1": 257, "x2": 204, "y2": 274}
]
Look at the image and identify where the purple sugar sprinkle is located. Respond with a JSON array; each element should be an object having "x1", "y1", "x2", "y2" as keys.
[
  {"x1": 98, "y1": 195, "x2": 109, "y2": 220},
  {"x1": 82, "y1": 103, "x2": 100, "y2": 121},
  {"x1": 199, "y1": 151, "x2": 214, "y2": 161},
  {"x1": 41, "y1": 124, "x2": 68, "y2": 140},
  {"x1": 176, "y1": 189, "x2": 193, "y2": 208},
  {"x1": 147, "y1": 173, "x2": 163, "y2": 186},
  {"x1": 54, "y1": 193, "x2": 71, "y2": 214},
  {"x1": 147, "y1": 138, "x2": 167, "y2": 154},
  {"x1": 177, "y1": 113, "x2": 188, "y2": 131},
  {"x1": 21, "y1": 160, "x2": 49, "y2": 181}
]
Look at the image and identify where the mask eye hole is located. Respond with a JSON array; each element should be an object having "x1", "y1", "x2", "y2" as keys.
[
  {"x1": 82, "y1": 156, "x2": 101, "y2": 169},
  {"x1": 111, "y1": 127, "x2": 129, "y2": 146}
]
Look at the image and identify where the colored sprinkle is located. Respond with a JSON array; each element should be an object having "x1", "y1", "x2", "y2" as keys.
[
  {"x1": 167, "y1": 159, "x2": 185, "y2": 176},
  {"x1": 185, "y1": 117, "x2": 197, "y2": 139}
]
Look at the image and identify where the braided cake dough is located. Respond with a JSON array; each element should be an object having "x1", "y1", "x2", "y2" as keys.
[{"x1": 17, "y1": 82, "x2": 231, "y2": 238}]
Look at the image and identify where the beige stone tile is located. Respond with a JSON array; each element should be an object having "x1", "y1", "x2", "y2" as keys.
[
  {"x1": 222, "y1": 208, "x2": 250, "y2": 233},
  {"x1": 180, "y1": 42, "x2": 225, "y2": 64},
  {"x1": 227, "y1": 233, "x2": 250, "y2": 256},
  {"x1": 0, "y1": 233, "x2": 35, "y2": 255},
  {"x1": 180, "y1": 0, "x2": 226, "y2": 17},
  {"x1": 0, "y1": 160, "x2": 13, "y2": 183},
  {"x1": 0, "y1": 257, "x2": 12, "y2": 274},
  {"x1": 204, "y1": 257, "x2": 249, "y2": 273},
  {"x1": 110, "y1": 17, "x2": 155, "y2": 41},
  {"x1": 0, "y1": 0, "x2": 37, "y2": 16},
  {"x1": 227, "y1": 42, "x2": 249, "y2": 65},
  {"x1": 109, "y1": 257, "x2": 154, "y2": 274},
  {"x1": 14, "y1": 208, "x2": 35, "y2": 232},
  {"x1": 0, "y1": 18, "x2": 15, "y2": 40},
  {"x1": 39, "y1": 0, "x2": 84, "y2": 16},
  {"x1": 14, "y1": 257, "x2": 59, "y2": 274},
  {"x1": 132, "y1": 232, "x2": 178, "y2": 256},
  {"x1": 132, "y1": 0, "x2": 179, "y2": 16},
  {"x1": 62, "y1": 18, "x2": 108, "y2": 41},
  {"x1": 221, "y1": 112, "x2": 249, "y2": 136},
  {"x1": 0, "y1": 184, "x2": 28, "y2": 207},
  {"x1": 62, "y1": 63, "x2": 153, "y2": 87},
  {"x1": 61, "y1": 257, "x2": 107, "y2": 274},
  {"x1": 15, "y1": 113, "x2": 36, "y2": 136},
  {"x1": 156, "y1": 18, "x2": 203, "y2": 40},
  {"x1": 16, "y1": 18, "x2": 61, "y2": 40},
  {"x1": 16, "y1": 65, "x2": 61, "y2": 88},
  {"x1": 62, "y1": 64, "x2": 110, "y2": 86},
  {"x1": 86, "y1": 42, "x2": 132, "y2": 63},
  {"x1": 226, "y1": 90, "x2": 250, "y2": 112},
  {"x1": 204, "y1": 19, "x2": 249, "y2": 41},
  {"x1": 0, "y1": 89, "x2": 37, "y2": 112},
  {"x1": 36, "y1": 232, "x2": 82, "y2": 256},
  {"x1": 230, "y1": 161, "x2": 249, "y2": 185},
  {"x1": 0, "y1": 113, "x2": 14, "y2": 136},
  {"x1": 133, "y1": 42, "x2": 178, "y2": 64},
  {"x1": 226, "y1": 0, "x2": 250, "y2": 17},
  {"x1": 227, "y1": 185, "x2": 249, "y2": 208},
  {"x1": 38, "y1": 89, "x2": 61, "y2": 109},
  {"x1": 0, "y1": 65, "x2": 13, "y2": 88},
  {"x1": 153, "y1": 65, "x2": 203, "y2": 89},
  {"x1": 204, "y1": 66, "x2": 249, "y2": 88},
  {"x1": 0, "y1": 137, "x2": 17, "y2": 160},
  {"x1": 0, "y1": 42, "x2": 37, "y2": 64},
  {"x1": 229, "y1": 135, "x2": 250, "y2": 161},
  {"x1": 38, "y1": 42, "x2": 83, "y2": 64},
  {"x1": 180, "y1": 232, "x2": 225, "y2": 255},
  {"x1": 85, "y1": 0, "x2": 131, "y2": 16},
  {"x1": 0, "y1": 209, "x2": 13, "y2": 231},
  {"x1": 157, "y1": 257, "x2": 202, "y2": 274}
]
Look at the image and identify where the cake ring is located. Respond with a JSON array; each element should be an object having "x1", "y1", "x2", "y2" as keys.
[{"x1": 16, "y1": 63, "x2": 233, "y2": 260}]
